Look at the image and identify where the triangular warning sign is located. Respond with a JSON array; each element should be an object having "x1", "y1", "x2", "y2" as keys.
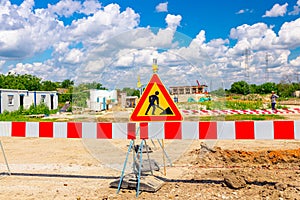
[{"x1": 130, "y1": 74, "x2": 183, "y2": 122}]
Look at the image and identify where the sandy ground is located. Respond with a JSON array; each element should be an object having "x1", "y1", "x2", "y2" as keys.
[
  {"x1": 0, "y1": 108, "x2": 300, "y2": 199},
  {"x1": 1, "y1": 137, "x2": 300, "y2": 200}
]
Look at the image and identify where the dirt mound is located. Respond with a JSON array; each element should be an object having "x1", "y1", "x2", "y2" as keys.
[
  {"x1": 190, "y1": 143, "x2": 300, "y2": 167},
  {"x1": 151, "y1": 143, "x2": 300, "y2": 199}
]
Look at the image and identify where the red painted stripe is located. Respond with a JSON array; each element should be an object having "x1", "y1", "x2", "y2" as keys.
[
  {"x1": 164, "y1": 122, "x2": 182, "y2": 139},
  {"x1": 97, "y1": 123, "x2": 112, "y2": 139},
  {"x1": 67, "y1": 122, "x2": 82, "y2": 138},
  {"x1": 199, "y1": 122, "x2": 217, "y2": 139},
  {"x1": 127, "y1": 123, "x2": 136, "y2": 139},
  {"x1": 140, "y1": 122, "x2": 148, "y2": 139},
  {"x1": 11, "y1": 122, "x2": 26, "y2": 137},
  {"x1": 39, "y1": 122, "x2": 53, "y2": 137},
  {"x1": 235, "y1": 121, "x2": 254, "y2": 139},
  {"x1": 274, "y1": 121, "x2": 294, "y2": 139}
]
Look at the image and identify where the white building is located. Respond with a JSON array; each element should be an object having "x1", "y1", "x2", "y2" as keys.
[
  {"x1": 0, "y1": 89, "x2": 58, "y2": 113},
  {"x1": 293, "y1": 90, "x2": 300, "y2": 97},
  {"x1": 87, "y1": 89, "x2": 118, "y2": 111}
]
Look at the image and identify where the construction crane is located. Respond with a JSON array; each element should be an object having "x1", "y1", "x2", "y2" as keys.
[{"x1": 196, "y1": 80, "x2": 208, "y2": 94}]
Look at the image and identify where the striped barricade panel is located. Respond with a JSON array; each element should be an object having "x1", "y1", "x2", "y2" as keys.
[
  {"x1": 26, "y1": 122, "x2": 39, "y2": 137},
  {"x1": 53, "y1": 122, "x2": 67, "y2": 138},
  {"x1": 12, "y1": 122, "x2": 26, "y2": 137},
  {"x1": 140, "y1": 122, "x2": 164, "y2": 139},
  {"x1": 39, "y1": 122, "x2": 53, "y2": 137},
  {"x1": 273, "y1": 121, "x2": 294, "y2": 139},
  {"x1": 217, "y1": 121, "x2": 235, "y2": 139},
  {"x1": 181, "y1": 122, "x2": 198, "y2": 139},
  {"x1": 0, "y1": 121, "x2": 299, "y2": 140},
  {"x1": 164, "y1": 122, "x2": 182, "y2": 139},
  {"x1": 0, "y1": 121, "x2": 11, "y2": 137},
  {"x1": 254, "y1": 121, "x2": 274, "y2": 140},
  {"x1": 82, "y1": 122, "x2": 97, "y2": 139},
  {"x1": 67, "y1": 122, "x2": 82, "y2": 138},
  {"x1": 199, "y1": 121, "x2": 217, "y2": 139},
  {"x1": 112, "y1": 123, "x2": 136, "y2": 139},
  {"x1": 295, "y1": 120, "x2": 300, "y2": 140},
  {"x1": 97, "y1": 123, "x2": 112, "y2": 139},
  {"x1": 235, "y1": 121, "x2": 255, "y2": 139}
]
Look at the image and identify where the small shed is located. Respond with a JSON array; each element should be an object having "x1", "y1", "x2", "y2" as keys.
[
  {"x1": 0, "y1": 89, "x2": 58, "y2": 113},
  {"x1": 88, "y1": 89, "x2": 118, "y2": 111},
  {"x1": 125, "y1": 96, "x2": 138, "y2": 108},
  {"x1": 293, "y1": 90, "x2": 300, "y2": 97}
]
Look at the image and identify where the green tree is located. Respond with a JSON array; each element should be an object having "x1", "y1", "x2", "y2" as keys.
[
  {"x1": 84, "y1": 81, "x2": 106, "y2": 90},
  {"x1": 0, "y1": 73, "x2": 41, "y2": 90},
  {"x1": 41, "y1": 80, "x2": 58, "y2": 91},
  {"x1": 249, "y1": 84, "x2": 258, "y2": 94},
  {"x1": 229, "y1": 81, "x2": 250, "y2": 95},
  {"x1": 257, "y1": 82, "x2": 277, "y2": 94},
  {"x1": 121, "y1": 87, "x2": 140, "y2": 97},
  {"x1": 61, "y1": 79, "x2": 74, "y2": 89},
  {"x1": 277, "y1": 82, "x2": 299, "y2": 97}
]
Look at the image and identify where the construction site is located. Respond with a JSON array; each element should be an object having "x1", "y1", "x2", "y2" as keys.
[{"x1": 0, "y1": 59, "x2": 299, "y2": 200}]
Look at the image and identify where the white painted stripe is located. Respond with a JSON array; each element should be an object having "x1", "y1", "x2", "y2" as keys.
[
  {"x1": 254, "y1": 121, "x2": 274, "y2": 139},
  {"x1": 53, "y1": 122, "x2": 67, "y2": 138},
  {"x1": 82, "y1": 122, "x2": 97, "y2": 139},
  {"x1": 182, "y1": 121, "x2": 199, "y2": 139},
  {"x1": 112, "y1": 123, "x2": 127, "y2": 139},
  {"x1": 26, "y1": 122, "x2": 39, "y2": 137},
  {"x1": 0, "y1": 121, "x2": 12, "y2": 137},
  {"x1": 148, "y1": 122, "x2": 164, "y2": 139},
  {"x1": 295, "y1": 120, "x2": 300, "y2": 140},
  {"x1": 217, "y1": 121, "x2": 235, "y2": 139}
]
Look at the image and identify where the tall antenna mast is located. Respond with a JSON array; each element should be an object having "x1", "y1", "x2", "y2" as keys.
[
  {"x1": 265, "y1": 53, "x2": 270, "y2": 82},
  {"x1": 244, "y1": 48, "x2": 250, "y2": 80}
]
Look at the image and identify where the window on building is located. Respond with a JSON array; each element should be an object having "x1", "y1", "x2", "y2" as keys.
[
  {"x1": 192, "y1": 88, "x2": 197, "y2": 94},
  {"x1": 41, "y1": 95, "x2": 46, "y2": 103},
  {"x1": 8, "y1": 95, "x2": 14, "y2": 105},
  {"x1": 172, "y1": 88, "x2": 178, "y2": 94},
  {"x1": 185, "y1": 88, "x2": 190, "y2": 94},
  {"x1": 179, "y1": 88, "x2": 184, "y2": 94}
]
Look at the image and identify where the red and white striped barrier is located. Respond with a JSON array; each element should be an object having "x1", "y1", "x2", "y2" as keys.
[
  {"x1": 181, "y1": 108, "x2": 300, "y2": 116},
  {"x1": 0, "y1": 121, "x2": 299, "y2": 140},
  {"x1": 0, "y1": 122, "x2": 136, "y2": 139}
]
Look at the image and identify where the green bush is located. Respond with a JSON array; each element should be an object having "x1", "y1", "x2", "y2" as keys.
[{"x1": 23, "y1": 103, "x2": 50, "y2": 115}]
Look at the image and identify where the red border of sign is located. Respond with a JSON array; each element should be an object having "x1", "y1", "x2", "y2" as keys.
[{"x1": 130, "y1": 74, "x2": 183, "y2": 122}]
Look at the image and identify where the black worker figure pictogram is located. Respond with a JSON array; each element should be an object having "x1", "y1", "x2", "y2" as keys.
[{"x1": 145, "y1": 91, "x2": 173, "y2": 115}]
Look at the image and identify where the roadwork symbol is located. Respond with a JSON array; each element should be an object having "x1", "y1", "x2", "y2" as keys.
[{"x1": 130, "y1": 74, "x2": 182, "y2": 122}]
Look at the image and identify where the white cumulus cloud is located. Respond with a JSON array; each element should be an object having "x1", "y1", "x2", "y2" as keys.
[
  {"x1": 290, "y1": 56, "x2": 300, "y2": 66},
  {"x1": 289, "y1": 0, "x2": 300, "y2": 15},
  {"x1": 263, "y1": 3, "x2": 288, "y2": 17},
  {"x1": 278, "y1": 18, "x2": 300, "y2": 48},
  {"x1": 48, "y1": 0, "x2": 82, "y2": 17},
  {"x1": 165, "y1": 14, "x2": 182, "y2": 29},
  {"x1": 2, "y1": 0, "x2": 300, "y2": 88},
  {"x1": 156, "y1": 2, "x2": 168, "y2": 12}
]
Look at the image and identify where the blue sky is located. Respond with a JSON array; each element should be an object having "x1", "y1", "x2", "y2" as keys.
[{"x1": 1, "y1": 0, "x2": 300, "y2": 89}]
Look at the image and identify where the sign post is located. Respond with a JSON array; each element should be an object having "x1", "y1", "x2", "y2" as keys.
[
  {"x1": 116, "y1": 59, "x2": 183, "y2": 197},
  {"x1": 0, "y1": 141, "x2": 11, "y2": 175}
]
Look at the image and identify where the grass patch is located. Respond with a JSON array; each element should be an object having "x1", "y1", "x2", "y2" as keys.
[
  {"x1": 0, "y1": 103, "x2": 59, "y2": 122},
  {"x1": 199, "y1": 114, "x2": 285, "y2": 121}
]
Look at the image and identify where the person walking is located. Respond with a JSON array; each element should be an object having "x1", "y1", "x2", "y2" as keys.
[{"x1": 270, "y1": 91, "x2": 279, "y2": 111}]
